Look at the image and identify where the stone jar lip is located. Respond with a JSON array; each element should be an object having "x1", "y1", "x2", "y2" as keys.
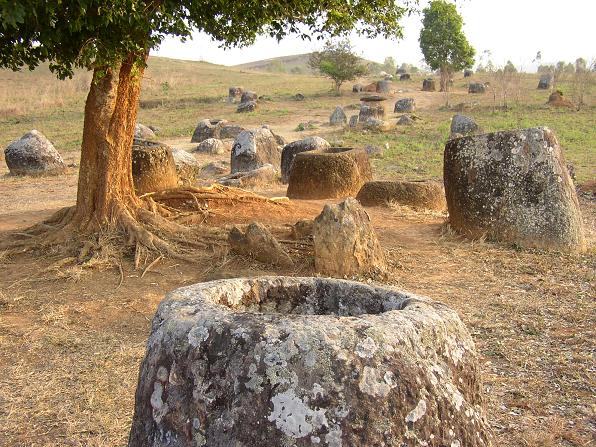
[{"x1": 156, "y1": 276, "x2": 457, "y2": 326}]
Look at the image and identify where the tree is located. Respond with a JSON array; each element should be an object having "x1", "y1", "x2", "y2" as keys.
[
  {"x1": 382, "y1": 56, "x2": 396, "y2": 74},
  {"x1": 309, "y1": 39, "x2": 368, "y2": 94},
  {"x1": 571, "y1": 58, "x2": 594, "y2": 110},
  {"x1": 419, "y1": 0, "x2": 475, "y2": 92},
  {"x1": 0, "y1": 0, "x2": 414, "y2": 257}
]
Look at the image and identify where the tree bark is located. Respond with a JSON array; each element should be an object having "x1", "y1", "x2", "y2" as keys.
[
  {"x1": 439, "y1": 66, "x2": 450, "y2": 92},
  {"x1": 72, "y1": 53, "x2": 146, "y2": 231}
]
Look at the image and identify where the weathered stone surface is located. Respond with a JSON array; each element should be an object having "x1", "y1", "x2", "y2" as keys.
[
  {"x1": 231, "y1": 128, "x2": 282, "y2": 173},
  {"x1": 294, "y1": 93, "x2": 305, "y2": 101},
  {"x1": 450, "y1": 114, "x2": 478, "y2": 136},
  {"x1": 135, "y1": 123, "x2": 157, "y2": 140},
  {"x1": 444, "y1": 127, "x2": 585, "y2": 251},
  {"x1": 200, "y1": 160, "x2": 229, "y2": 178},
  {"x1": 287, "y1": 148, "x2": 372, "y2": 199},
  {"x1": 364, "y1": 145, "x2": 384, "y2": 157},
  {"x1": 329, "y1": 106, "x2": 347, "y2": 126},
  {"x1": 219, "y1": 124, "x2": 246, "y2": 140},
  {"x1": 399, "y1": 73, "x2": 411, "y2": 81},
  {"x1": 422, "y1": 78, "x2": 436, "y2": 91},
  {"x1": 537, "y1": 74, "x2": 551, "y2": 89},
  {"x1": 352, "y1": 84, "x2": 363, "y2": 93},
  {"x1": 191, "y1": 119, "x2": 227, "y2": 143},
  {"x1": 376, "y1": 80, "x2": 393, "y2": 93},
  {"x1": 129, "y1": 276, "x2": 491, "y2": 447},
  {"x1": 236, "y1": 100, "x2": 257, "y2": 113},
  {"x1": 132, "y1": 140, "x2": 178, "y2": 194},
  {"x1": 468, "y1": 82, "x2": 486, "y2": 94},
  {"x1": 357, "y1": 180, "x2": 446, "y2": 210},
  {"x1": 228, "y1": 86, "x2": 244, "y2": 102},
  {"x1": 291, "y1": 219, "x2": 314, "y2": 240},
  {"x1": 348, "y1": 115, "x2": 359, "y2": 128},
  {"x1": 464, "y1": 69, "x2": 473, "y2": 77},
  {"x1": 171, "y1": 148, "x2": 200, "y2": 185},
  {"x1": 218, "y1": 164, "x2": 277, "y2": 188},
  {"x1": 397, "y1": 115, "x2": 414, "y2": 126},
  {"x1": 193, "y1": 138, "x2": 225, "y2": 155},
  {"x1": 394, "y1": 98, "x2": 415, "y2": 113},
  {"x1": 280, "y1": 136, "x2": 330, "y2": 183},
  {"x1": 363, "y1": 117, "x2": 387, "y2": 130},
  {"x1": 228, "y1": 222, "x2": 293, "y2": 266},
  {"x1": 314, "y1": 198, "x2": 386, "y2": 277},
  {"x1": 4, "y1": 130, "x2": 66, "y2": 176},
  {"x1": 240, "y1": 91, "x2": 258, "y2": 103},
  {"x1": 358, "y1": 104, "x2": 384, "y2": 122}
]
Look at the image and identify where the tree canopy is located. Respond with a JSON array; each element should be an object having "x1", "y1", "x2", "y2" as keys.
[
  {"x1": 0, "y1": 0, "x2": 414, "y2": 78},
  {"x1": 419, "y1": 0, "x2": 475, "y2": 78},
  {"x1": 309, "y1": 39, "x2": 368, "y2": 93}
]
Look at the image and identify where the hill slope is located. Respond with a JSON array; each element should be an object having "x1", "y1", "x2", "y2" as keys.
[{"x1": 234, "y1": 53, "x2": 383, "y2": 74}]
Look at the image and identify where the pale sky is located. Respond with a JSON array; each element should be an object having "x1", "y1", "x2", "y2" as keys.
[{"x1": 155, "y1": 0, "x2": 596, "y2": 70}]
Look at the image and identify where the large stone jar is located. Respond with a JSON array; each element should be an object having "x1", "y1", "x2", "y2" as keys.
[{"x1": 129, "y1": 277, "x2": 492, "y2": 447}]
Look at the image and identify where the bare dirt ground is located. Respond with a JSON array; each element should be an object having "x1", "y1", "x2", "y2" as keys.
[{"x1": 1, "y1": 100, "x2": 595, "y2": 446}]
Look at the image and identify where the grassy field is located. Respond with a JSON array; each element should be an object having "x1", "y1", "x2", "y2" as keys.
[{"x1": 1, "y1": 56, "x2": 594, "y2": 182}]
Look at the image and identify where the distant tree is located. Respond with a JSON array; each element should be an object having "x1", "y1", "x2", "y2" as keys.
[
  {"x1": 419, "y1": 0, "x2": 475, "y2": 92},
  {"x1": 504, "y1": 60, "x2": 517, "y2": 74},
  {"x1": 571, "y1": 57, "x2": 594, "y2": 110},
  {"x1": 309, "y1": 39, "x2": 368, "y2": 94},
  {"x1": 0, "y1": 0, "x2": 416, "y2": 257},
  {"x1": 383, "y1": 57, "x2": 397, "y2": 74}
]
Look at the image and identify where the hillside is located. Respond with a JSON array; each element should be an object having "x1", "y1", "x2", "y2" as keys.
[{"x1": 233, "y1": 52, "x2": 384, "y2": 74}]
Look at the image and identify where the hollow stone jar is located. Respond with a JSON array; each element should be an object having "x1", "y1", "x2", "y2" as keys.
[{"x1": 129, "y1": 277, "x2": 492, "y2": 447}]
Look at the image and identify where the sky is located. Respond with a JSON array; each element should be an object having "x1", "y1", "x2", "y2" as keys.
[{"x1": 155, "y1": 0, "x2": 596, "y2": 70}]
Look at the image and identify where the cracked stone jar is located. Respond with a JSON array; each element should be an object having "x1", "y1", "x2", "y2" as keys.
[{"x1": 128, "y1": 277, "x2": 492, "y2": 447}]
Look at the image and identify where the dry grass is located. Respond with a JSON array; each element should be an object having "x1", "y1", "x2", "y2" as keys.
[{"x1": 0, "y1": 198, "x2": 593, "y2": 447}]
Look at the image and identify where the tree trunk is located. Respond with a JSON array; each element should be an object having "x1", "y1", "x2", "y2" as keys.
[
  {"x1": 439, "y1": 66, "x2": 449, "y2": 93},
  {"x1": 72, "y1": 54, "x2": 146, "y2": 231}
]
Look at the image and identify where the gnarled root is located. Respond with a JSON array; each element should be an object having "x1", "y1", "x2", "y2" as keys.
[{"x1": 0, "y1": 185, "x2": 283, "y2": 269}]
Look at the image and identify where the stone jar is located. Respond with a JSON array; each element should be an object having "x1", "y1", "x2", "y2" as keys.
[{"x1": 129, "y1": 277, "x2": 492, "y2": 447}]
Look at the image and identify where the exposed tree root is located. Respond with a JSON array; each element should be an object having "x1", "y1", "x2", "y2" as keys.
[{"x1": 0, "y1": 185, "x2": 285, "y2": 271}]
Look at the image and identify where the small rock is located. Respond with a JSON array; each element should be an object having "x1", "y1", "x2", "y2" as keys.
[
  {"x1": 240, "y1": 91, "x2": 257, "y2": 103},
  {"x1": 229, "y1": 222, "x2": 293, "y2": 267},
  {"x1": 291, "y1": 220, "x2": 314, "y2": 240},
  {"x1": 194, "y1": 138, "x2": 225, "y2": 155},
  {"x1": 134, "y1": 123, "x2": 156, "y2": 140},
  {"x1": 364, "y1": 145, "x2": 384, "y2": 157},
  {"x1": 294, "y1": 93, "x2": 305, "y2": 101},
  {"x1": 329, "y1": 106, "x2": 347, "y2": 126},
  {"x1": 171, "y1": 148, "x2": 200, "y2": 185},
  {"x1": 314, "y1": 198, "x2": 386, "y2": 276},
  {"x1": 363, "y1": 117, "x2": 386, "y2": 130},
  {"x1": 397, "y1": 115, "x2": 414, "y2": 126},
  {"x1": 236, "y1": 101, "x2": 257, "y2": 113},
  {"x1": 217, "y1": 164, "x2": 277, "y2": 187},
  {"x1": 4, "y1": 130, "x2": 66, "y2": 176},
  {"x1": 349, "y1": 115, "x2": 359, "y2": 128},
  {"x1": 450, "y1": 114, "x2": 478, "y2": 136},
  {"x1": 200, "y1": 160, "x2": 229, "y2": 178}
]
